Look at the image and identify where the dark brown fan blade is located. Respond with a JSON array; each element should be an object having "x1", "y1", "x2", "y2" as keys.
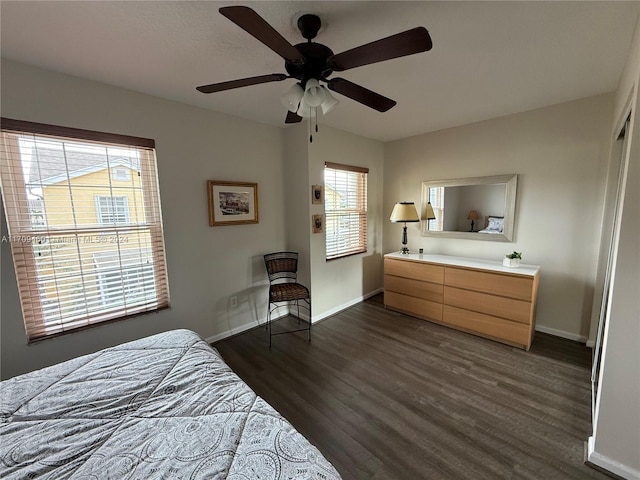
[
  {"x1": 285, "y1": 111, "x2": 303, "y2": 124},
  {"x1": 220, "y1": 6, "x2": 305, "y2": 64},
  {"x1": 196, "y1": 74, "x2": 288, "y2": 94},
  {"x1": 327, "y1": 78, "x2": 396, "y2": 112},
  {"x1": 328, "y1": 27, "x2": 432, "y2": 72}
]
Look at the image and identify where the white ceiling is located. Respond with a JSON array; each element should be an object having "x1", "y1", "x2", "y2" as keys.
[{"x1": 2, "y1": 1, "x2": 639, "y2": 142}]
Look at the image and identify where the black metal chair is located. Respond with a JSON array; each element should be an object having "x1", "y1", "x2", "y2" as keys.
[{"x1": 263, "y1": 252, "x2": 311, "y2": 347}]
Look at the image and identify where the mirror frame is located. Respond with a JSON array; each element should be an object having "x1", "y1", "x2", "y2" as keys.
[{"x1": 420, "y1": 174, "x2": 518, "y2": 242}]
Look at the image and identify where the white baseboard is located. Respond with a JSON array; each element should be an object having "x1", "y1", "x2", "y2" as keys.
[
  {"x1": 364, "y1": 287, "x2": 385, "y2": 300},
  {"x1": 587, "y1": 436, "x2": 640, "y2": 479},
  {"x1": 205, "y1": 311, "x2": 286, "y2": 344},
  {"x1": 208, "y1": 289, "x2": 384, "y2": 344},
  {"x1": 585, "y1": 339, "x2": 596, "y2": 348},
  {"x1": 535, "y1": 324, "x2": 588, "y2": 343},
  {"x1": 207, "y1": 294, "x2": 589, "y2": 348},
  {"x1": 313, "y1": 288, "x2": 384, "y2": 323}
]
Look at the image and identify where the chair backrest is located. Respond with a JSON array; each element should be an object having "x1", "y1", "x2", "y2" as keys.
[{"x1": 264, "y1": 252, "x2": 299, "y2": 283}]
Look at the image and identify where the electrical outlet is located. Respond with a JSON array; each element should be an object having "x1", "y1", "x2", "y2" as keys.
[{"x1": 230, "y1": 296, "x2": 238, "y2": 308}]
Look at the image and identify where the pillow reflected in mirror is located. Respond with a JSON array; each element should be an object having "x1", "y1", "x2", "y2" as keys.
[{"x1": 479, "y1": 216, "x2": 504, "y2": 234}]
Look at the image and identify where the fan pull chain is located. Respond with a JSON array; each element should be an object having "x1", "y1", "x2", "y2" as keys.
[
  {"x1": 306, "y1": 107, "x2": 320, "y2": 143},
  {"x1": 310, "y1": 106, "x2": 319, "y2": 143}
]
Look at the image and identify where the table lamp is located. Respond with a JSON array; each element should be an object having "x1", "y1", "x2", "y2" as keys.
[
  {"x1": 467, "y1": 210, "x2": 479, "y2": 232},
  {"x1": 390, "y1": 202, "x2": 420, "y2": 254}
]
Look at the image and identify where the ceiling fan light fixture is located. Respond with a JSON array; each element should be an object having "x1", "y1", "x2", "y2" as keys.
[
  {"x1": 198, "y1": 6, "x2": 434, "y2": 127},
  {"x1": 281, "y1": 83, "x2": 304, "y2": 112},
  {"x1": 303, "y1": 78, "x2": 326, "y2": 107},
  {"x1": 320, "y1": 87, "x2": 339, "y2": 115},
  {"x1": 297, "y1": 96, "x2": 312, "y2": 118}
]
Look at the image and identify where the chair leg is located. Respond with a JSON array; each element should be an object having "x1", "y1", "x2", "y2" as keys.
[
  {"x1": 267, "y1": 302, "x2": 272, "y2": 348},
  {"x1": 308, "y1": 298, "x2": 311, "y2": 342},
  {"x1": 266, "y1": 297, "x2": 311, "y2": 346}
]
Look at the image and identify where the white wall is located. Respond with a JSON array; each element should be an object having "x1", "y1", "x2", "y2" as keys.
[
  {"x1": 283, "y1": 124, "x2": 311, "y2": 288},
  {"x1": 0, "y1": 28, "x2": 636, "y2": 480},
  {"x1": 442, "y1": 187, "x2": 461, "y2": 231},
  {"x1": 589, "y1": 16, "x2": 640, "y2": 479},
  {"x1": 1, "y1": 60, "x2": 288, "y2": 379},
  {"x1": 384, "y1": 94, "x2": 613, "y2": 341},
  {"x1": 308, "y1": 126, "x2": 385, "y2": 319},
  {"x1": 0, "y1": 60, "x2": 386, "y2": 379}
]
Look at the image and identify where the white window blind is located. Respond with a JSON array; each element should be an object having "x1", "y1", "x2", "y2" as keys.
[
  {"x1": 324, "y1": 162, "x2": 368, "y2": 260},
  {"x1": 428, "y1": 186, "x2": 444, "y2": 231},
  {"x1": 0, "y1": 118, "x2": 170, "y2": 341}
]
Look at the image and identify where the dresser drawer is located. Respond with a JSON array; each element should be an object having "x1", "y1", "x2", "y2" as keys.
[
  {"x1": 383, "y1": 254, "x2": 538, "y2": 350},
  {"x1": 385, "y1": 291, "x2": 443, "y2": 321},
  {"x1": 444, "y1": 286, "x2": 532, "y2": 324},
  {"x1": 385, "y1": 275, "x2": 443, "y2": 303},
  {"x1": 443, "y1": 305, "x2": 531, "y2": 348},
  {"x1": 444, "y1": 267, "x2": 533, "y2": 301},
  {"x1": 385, "y1": 258, "x2": 444, "y2": 284}
]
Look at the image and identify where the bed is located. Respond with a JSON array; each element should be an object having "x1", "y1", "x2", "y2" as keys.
[
  {"x1": 0, "y1": 329, "x2": 341, "y2": 479},
  {"x1": 477, "y1": 215, "x2": 504, "y2": 234}
]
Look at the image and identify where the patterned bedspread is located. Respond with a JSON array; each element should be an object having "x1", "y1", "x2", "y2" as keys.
[{"x1": 0, "y1": 329, "x2": 341, "y2": 479}]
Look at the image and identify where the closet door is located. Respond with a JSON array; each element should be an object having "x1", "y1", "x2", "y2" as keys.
[{"x1": 591, "y1": 116, "x2": 630, "y2": 421}]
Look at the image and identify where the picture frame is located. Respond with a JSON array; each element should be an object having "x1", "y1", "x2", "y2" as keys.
[
  {"x1": 207, "y1": 180, "x2": 259, "y2": 226},
  {"x1": 312, "y1": 214, "x2": 324, "y2": 234},
  {"x1": 312, "y1": 184, "x2": 324, "y2": 204}
]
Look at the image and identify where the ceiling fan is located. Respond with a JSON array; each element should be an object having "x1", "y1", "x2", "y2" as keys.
[{"x1": 196, "y1": 6, "x2": 433, "y2": 124}]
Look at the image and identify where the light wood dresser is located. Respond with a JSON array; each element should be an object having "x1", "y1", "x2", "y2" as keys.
[{"x1": 384, "y1": 252, "x2": 540, "y2": 350}]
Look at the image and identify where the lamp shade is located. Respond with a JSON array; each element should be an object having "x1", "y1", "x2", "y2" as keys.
[
  {"x1": 390, "y1": 202, "x2": 420, "y2": 222},
  {"x1": 424, "y1": 202, "x2": 436, "y2": 220},
  {"x1": 296, "y1": 96, "x2": 312, "y2": 118},
  {"x1": 467, "y1": 210, "x2": 479, "y2": 220},
  {"x1": 303, "y1": 78, "x2": 326, "y2": 107},
  {"x1": 320, "y1": 87, "x2": 339, "y2": 114},
  {"x1": 281, "y1": 83, "x2": 304, "y2": 113}
]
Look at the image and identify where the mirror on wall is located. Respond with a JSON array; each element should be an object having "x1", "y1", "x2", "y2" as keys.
[{"x1": 420, "y1": 174, "x2": 518, "y2": 242}]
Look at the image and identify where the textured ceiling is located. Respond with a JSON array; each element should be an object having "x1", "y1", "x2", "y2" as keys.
[{"x1": 1, "y1": 1, "x2": 639, "y2": 142}]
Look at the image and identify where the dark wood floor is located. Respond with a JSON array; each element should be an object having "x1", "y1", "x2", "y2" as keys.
[{"x1": 214, "y1": 294, "x2": 610, "y2": 480}]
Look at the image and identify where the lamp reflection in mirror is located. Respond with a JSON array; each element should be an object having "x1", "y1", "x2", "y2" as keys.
[
  {"x1": 424, "y1": 202, "x2": 436, "y2": 221},
  {"x1": 467, "y1": 209, "x2": 479, "y2": 232},
  {"x1": 390, "y1": 202, "x2": 420, "y2": 254}
]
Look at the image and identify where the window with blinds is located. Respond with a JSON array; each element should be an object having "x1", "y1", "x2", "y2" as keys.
[
  {"x1": 0, "y1": 118, "x2": 170, "y2": 341},
  {"x1": 427, "y1": 186, "x2": 445, "y2": 231},
  {"x1": 324, "y1": 162, "x2": 368, "y2": 260}
]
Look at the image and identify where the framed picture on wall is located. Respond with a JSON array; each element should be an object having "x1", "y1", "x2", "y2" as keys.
[
  {"x1": 312, "y1": 185, "x2": 324, "y2": 204},
  {"x1": 207, "y1": 180, "x2": 259, "y2": 226},
  {"x1": 312, "y1": 214, "x2": 324, "y2": 233}
]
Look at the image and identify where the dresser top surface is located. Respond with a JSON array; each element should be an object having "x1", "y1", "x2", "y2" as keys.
[{"x1": 385, "y1": 252, "x2": 540, "y2": 277}]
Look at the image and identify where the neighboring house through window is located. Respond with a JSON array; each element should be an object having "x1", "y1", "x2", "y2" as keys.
[
  {"x1": 95, "y1": 195, "x2": 130, "y2": 224},
  {"x1": 28, "y1": 197, "x2": 46, "y2": 228},
  {"x1": 112, "y1": 166, "x2": 130, "y2": 181},
  {"x1": 0, "y1": 118, "x2": 170, "y2": 341},
  {"x1": 324, "y1": 162, "x2": 368, "y2": 260}
]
